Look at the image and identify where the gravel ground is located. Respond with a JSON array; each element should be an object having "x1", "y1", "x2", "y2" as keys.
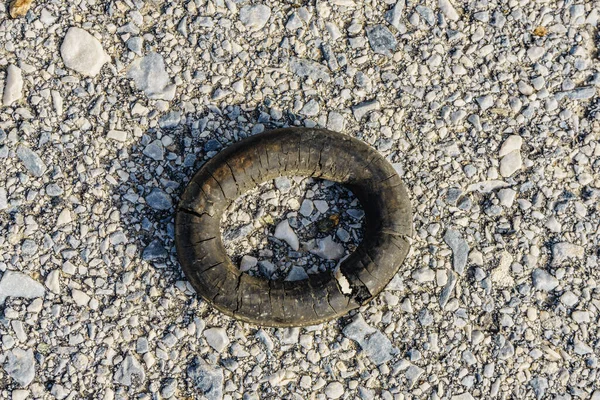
[{"x1": 1, "y1": 0, "x2": 600, "y2": 399}]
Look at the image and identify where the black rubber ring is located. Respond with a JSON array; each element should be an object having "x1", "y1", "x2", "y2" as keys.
[{"x1": 175, "y1": 128, "x2": 412, "y2": 327}]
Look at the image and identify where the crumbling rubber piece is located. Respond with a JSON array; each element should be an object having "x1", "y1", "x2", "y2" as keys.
[{"x1": 175, "y1": 128, "x2": 412, "y2": 327}]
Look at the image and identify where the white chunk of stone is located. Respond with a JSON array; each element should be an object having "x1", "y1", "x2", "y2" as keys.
[
  {"x1": 313, "y1": 200, "x2": 329, "y2": 213},
  {"x1": 107, "y1": 130, "x2": 128, "y2": 142},
  {"x1": 72, "y1": 289, "x2": 90, "y2": 306},
  {"x1": 551, "y1": 242, "x2": 585, "y2": 265},
  {"x1": 498, "y1": 188, "x2": 516, "y2": 207},
  {"x1": 2, "y1": 64, "x2": 23, "y2": 106},
  {"x1": 56, "y1": 208, "x2": 72, "y2": 226},
  {"x1": 0, "y1": 271, "x2": 45, "y2": 305},
  {"x1": 490, "y1": 251, "x2": 514, "y2": 287},
  {"x1": 439, "y1": 0, "x2": 459, "y2": 21},
  {"x1": 114, "y1": 353, "x2": 146, "y2": 387},
  {"x1": 45, "y1": 270, "x2": 61, "y2": 294},
  {"x1": 499, "y1": 135, "x2": 523, "y2": 157},
  {"x1": 500, "y1": 150, "x2": 522, "y2": 177},
  {"x1": 385, "y1": 0, "x2": 405, "y2": 30},
  {"x1": 60, "y1": 27, "x2": 109, "y2": 77},
  {"x1": 325, "y1": 382, "x2": 344, "y2": 399},
  {"x1": 274, "y1": 220, "x2": 299, "y2": 251},
  {"x1": 4, "y1": 348, "x2": 35, "y2": 387},
  {"x1": 532, "y1": 268, "x2": 559, "y2": 291},
  {"x1": 342, "y1": 314, "x2": 397, "y2": 365},
  {"x1": 127, "y1": 52, "x2": 176, "y2": 101},
  {"x1": 476, "y1": 94, "x2": 494, "y2": 111},
  {"x1": 560, "y1": 291, "x2": 578, "y2": 307},
  {"x1": 0, "y1": 188, "x2": 7, "y2": 210},
  {"x1": 239, "y1": 5, "x2": 271, "y2": 31},
  {"x1": 527, "y1": 46, "x2": 545, "y2": 61},
  {"x1": 299, "y1": 199, "x2": 314, "y2": 216},
  {"x1": 204, "y1": 328, "x2": 230, "y2": 352}
]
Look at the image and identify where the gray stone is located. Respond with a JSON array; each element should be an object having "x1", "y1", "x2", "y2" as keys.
[
  {"x1": 17, "y1": 146, "x2": 47, "y2": 177},
  {"x1": 187, "y1": 358, "x2": 224, "y2": 400},
  {"x1": 415, "y1": 5, "x2": 435, "y2": 25},
  {"x1": 142, "y1": 240, "x2": 168, "y2": 261},
  {"x1": 300, "y1": 99, "x2": 320, "y2": 116},
  {"x1": 143, "y1": 140, "x2": 165, "y2": 161},
  {"x1": 343, "y1": 314, "x2": 397, "y2": 365},
  {"x1": 567, "y1": 86, "x2": 595, "y2": 100},
  {"x1": 551, "y1": 242, "x2": 585, "y2": 265},
  {"x1": 530, "y1": 377, "x2": 548, "y2": 399},
  {"x1": 4, "y1": 348, "x2": 35, "y2": 387},
  {"x1": 45, "y1": 183, "x2": 64, "y2": 197},
  {"x1": 60, "y1": 27, "x2": 109, "y2": 77},
  {"x1": 21, "y1": 239, "x2": 38, "y2": 255},
  {"x1": 0, "y1": 187, "x2": 7, "y2": 210},
  {"x1": 444, "y1": 229, "x2": 469, "y2": 275},
  {"x1": 3, "y1": 64, "x2": 23, "y2": 106},
  {"x1": 290, "y1": 57, "x2": 330, "y2": 82},
  {"x1": 161, "y1": 378, "x2": 177, "y2": 398},
  {"x1": 146, "y1": 188, "x2": 172, "y2": 210},
  {"x1": 439, "y1": 271, "x2": 457, "y2": 308},
  {"x1": 300, "y1": 199, "x2": 314, "y2": 216},
  {"x1": 327, "y1": 111, "x2": 346, "y2": 132},
  {"x1": 439, "y1": 0, "x2": 459, "y2": 21},
  {"x1": 366, "y1": 25, "x2": 397, "y2": 56},
  {"x1": 385, "y1": 0, "x2": 405, "y2": 30},
  {"x1": 114, "y1": 353, "x2": 145, "y2": 387},
  {"x1": 239, "y1": 255, "x2": 258, "y2": 272},
  {"x1": 127, "y1": 36, "x2": 143, "y2": 55},
  {"x1": 405, "y1": 365, "x2": 424, "y2": 388},
  {"x1": 0, "y1": 270, "x2": 45, "y2": 305},
  {"x1": 285, "y1": 266, "x2": 309, "y2": 281},
  {"x1": 128, "y1": 52, "x2": 176, "y2": 100},
  {"x1": 239, "y1": 5, "x2": 271, "y2": 31},
  {"x1": 204, "y1": 328, "x2": 229, "y2": 352},
  {"x1": 307, "y1": 236, "x2": 345, "y2": 260},
  {"x1": 532, "y1": 268, "x2": 559, "y2": 291},
  {"x1": 325, "y1": 382, "x2": 344, "y2": 399},
  {"x1": 499, "y1": 135, "x2": 522, "y2": 157},
  {"x1": 352, "y1": 99, "x2": 380, "y2": 120},
  {"x1": 158, "y1": 111, "x2": 181, "y2": 129},
  {"x1": 274, "y1": 177, "x2": 291, "y2": 193},
  {"x1": 274, "y1": 220, "x2": 299, "y2": 251}
]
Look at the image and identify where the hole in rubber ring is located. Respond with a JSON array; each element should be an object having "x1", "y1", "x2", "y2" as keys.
[{"x1": 221, "y1": 176, "x2": 365, "y2": 281}]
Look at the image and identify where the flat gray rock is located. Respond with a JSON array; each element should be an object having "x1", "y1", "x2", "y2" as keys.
[
  {"x1": 146, "y1": 188, "x2": 172, "y2": 210},
  {"x1": 444, "y1": 229, "x2": 469, "y2": 275},
  {"x1": 343, "y1": 314, "x2": 397, "y2": 365},
  {"x1": 239, "y1": 5, "x2": 271, "y2": 31},
  {"x1": 532, "y1": 268, "x2": 559, "y2": 291},
  {"x1": 127, "y1": 52, "x2": 176, "y2": 100},
  {"x1": 0, "y1": 270, "x2": 46, "y2": 305},
  {"x1": 114, "y1": 353, "x2": 145, "y2": 387},
  {"x1": 366, "y1": 25, "x2": 397, "y2": 56},
  {"x1": 142, "y1": 240, "x2": 168, "y2": 261},
  {"x1": 4, "y1": 348, "x2": 35, "y2": 387},
  {"x1": 143, "y1": 140, "x2": 165, "y2": 161},
  {"x1": 290, "y1": 58, "x2": 331, "y2": 82},
  {"x1": 188, "y1": 358, "x2": 224, "y2": 400},
  {"x1": 16, "y1": 146, "x2": 47, "y2": 177}
]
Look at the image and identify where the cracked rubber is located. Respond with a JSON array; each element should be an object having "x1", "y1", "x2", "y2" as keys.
[{"x1": 175, "y1": 128, "x2": 412, "y2": 327}]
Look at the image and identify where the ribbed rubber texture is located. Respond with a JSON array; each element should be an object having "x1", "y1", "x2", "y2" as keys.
[{"x1": 175, "y1": 128, "x2": 412, "y2": 327}]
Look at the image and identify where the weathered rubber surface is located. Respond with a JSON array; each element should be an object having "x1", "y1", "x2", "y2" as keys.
[{"x1": 175, "y1": 128, "x2": 412, "y2": 327}]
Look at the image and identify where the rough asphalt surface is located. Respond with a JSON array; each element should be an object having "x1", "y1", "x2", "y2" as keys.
[{"x1": 1, "y1": 0, "x2": 600, "y2": 399}]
